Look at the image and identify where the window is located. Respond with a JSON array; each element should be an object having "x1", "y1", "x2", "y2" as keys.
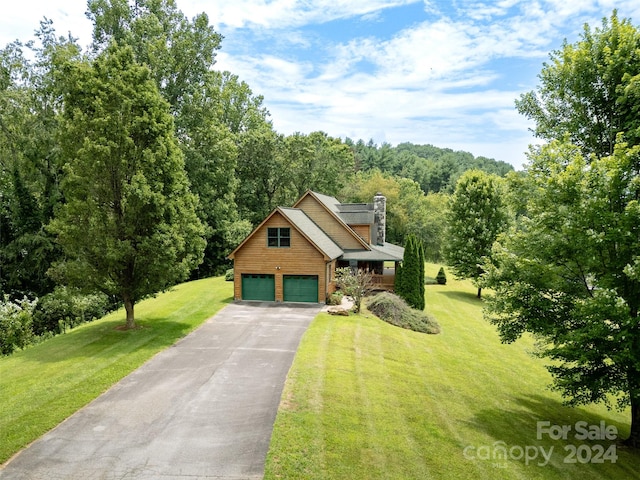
[{"x1": 268, "y1": 227, "x2": 290, "y2": 247}]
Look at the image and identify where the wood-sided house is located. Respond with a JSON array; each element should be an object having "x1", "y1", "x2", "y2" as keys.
[{"x1": 228, "y1": 191, "x2": 404, "y2": 303}]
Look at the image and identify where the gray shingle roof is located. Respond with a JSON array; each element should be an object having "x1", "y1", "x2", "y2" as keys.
[
  {"x1": 309, "y1": 192, "x2": 341, "y2": 214},
  {"x1": 340, "y1": 242, "x2": 404, "y2": 262},
  {"x1": 278, "y1": 207, "x2": 344, "y2": 260},
  {"x1": 310, "y1": 191, "x2": 375, "y2": 225}
]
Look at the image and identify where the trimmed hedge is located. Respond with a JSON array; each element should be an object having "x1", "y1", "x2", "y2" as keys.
[{"x1": 367, "y1": 292, "x2": 440, "y2": 334}]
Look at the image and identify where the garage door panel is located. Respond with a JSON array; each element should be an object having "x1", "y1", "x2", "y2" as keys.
[
  {"x1": 242, "y1": 274, "x2": 275, "y2": 301},
  {"x1": 283, "y1": 275, "x2": 318, "y2": 303}
]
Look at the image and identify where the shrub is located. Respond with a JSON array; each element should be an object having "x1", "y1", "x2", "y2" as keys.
[
  {"x1": 326, "y1": 291, "x2": 344, "y2": 306},
  {"x1": 367, "y1": 292, "x2": 440, "y2": 335},
  {"x1": 225, "y1": 269, "x2": 234, "y2": 281},
  {"x1": 335, "y1": 267, "x2": 373, "y2": 313},
  {"x1": 0, "y1": 296, "x2": 37, "y2": 355},
  {"x1": 32, "y1": 287, "x2": 110, "y2": 335},
  {"x1": 436, "y1": 267, "x2": 447, "y2": 285}
]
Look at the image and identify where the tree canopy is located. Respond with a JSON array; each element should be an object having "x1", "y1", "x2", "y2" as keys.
[
  {"x1": 516, "y1": 10, "x2": 640, "y2": 157},
  {"x1": 444, "y1": 170, "x2": 507, "y2": 298},
  {"x1": 484, "y1": 11, "x2": 640, "y2": 447},
  {"x1": 49, "y1": 43, "x2": 205, "y2": 329}
]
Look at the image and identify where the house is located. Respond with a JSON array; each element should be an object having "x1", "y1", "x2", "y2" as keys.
[{"x1": 228, "y1": 191, "x2": 405, "y2": 303}]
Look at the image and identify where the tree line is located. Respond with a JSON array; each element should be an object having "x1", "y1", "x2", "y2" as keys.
[{"x1": 0, "y1": 0, "x2": 510, "y2": 308}]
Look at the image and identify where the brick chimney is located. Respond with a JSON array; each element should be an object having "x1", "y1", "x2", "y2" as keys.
[{"x1": 373, "y1": 192, "x2": 386, "y2": 246}]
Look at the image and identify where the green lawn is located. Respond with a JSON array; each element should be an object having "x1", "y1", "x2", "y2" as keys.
[
  {"x1": 0, "y1": 276, "x2": 233, "y2": 464},
  {"x1": 264, "y1": 265, "x2": 640, "y2": 479}
]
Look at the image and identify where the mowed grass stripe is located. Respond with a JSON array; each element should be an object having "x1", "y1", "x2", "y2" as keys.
[{"x1": 265, "y1": 266, "x2": 640, "y2": 480}]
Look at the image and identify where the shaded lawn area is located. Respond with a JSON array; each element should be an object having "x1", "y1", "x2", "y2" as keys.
[
  {"x1": 0, "y1": 276, "x2": 233, "y2": 464},
  {"x1": 265, "y1": 267, "x2": 640, "y2": 479}
]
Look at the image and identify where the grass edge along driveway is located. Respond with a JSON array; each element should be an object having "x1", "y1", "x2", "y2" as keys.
[
  {"x1": 0, "y1": 276, "x2": 233, "y2": 464},
  {"x1": 264, "y1": 266, "x2": 640, "y2": 480}
]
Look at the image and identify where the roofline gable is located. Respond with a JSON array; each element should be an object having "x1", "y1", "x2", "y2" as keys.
[
  {"x1": 293, "y1": 190, "x2": 370, "y2": 250},
  {"x1": 227, "y1": 206, "x2": 343, "y2": 261},
  {"x1": 227, "y1": 208, "x2": 282, "y2": 259},
  {"x1": 277, "y1": 207, "x2": 343, "y2": 261}
]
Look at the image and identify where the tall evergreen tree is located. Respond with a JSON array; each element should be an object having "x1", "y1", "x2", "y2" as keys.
[
  {"x1": 417, "y1": 236, "x2": 426, "y2": 310},
  {"x1": 397, "y1": 234, "x2": 425, "y2": 310}
]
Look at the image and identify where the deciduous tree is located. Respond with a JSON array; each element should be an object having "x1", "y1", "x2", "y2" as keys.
[
  {"x1": 486, "y1": 11, "x2": 640, "y2": 447},
  {"x1": 335, "y1": 267, "x2": 373, "y2": 314},
  {"x1": 444, "y1": 170, "x2": 507, "y2": 298},
  {"x1": 482, "y1": 139, "x2": 640, "y2": 447},
  {"x1": 49, "y1": 43, "x2": 205, "y2": 329},
  {"x1": 516, "y1": 10, "x2": 640, "y2": 158}
]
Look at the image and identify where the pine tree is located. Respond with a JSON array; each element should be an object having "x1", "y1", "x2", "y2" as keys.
[{"x1": 416, "y1": 237, "x2": 426, "y2": 310}]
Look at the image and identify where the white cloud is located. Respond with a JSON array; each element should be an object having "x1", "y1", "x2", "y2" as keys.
[
  {"x1": 4, "y1": 0, "x2": 640, "y2": 169},
  {"x1": 0, "y1": 1, "x2": 93, "y2": 49},
  {"x1": 190, "y1": 0, "x2": 418, "y2": 29}
]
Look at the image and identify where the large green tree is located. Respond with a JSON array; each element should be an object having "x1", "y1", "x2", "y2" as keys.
[
  {"x1": 484, "y1": 11, "x2": 640, "y2": 447},
  {"x1": 0, "y1": 22, "x2": 80, "y2": 297},
  {"x1": 49, "y1": 43, "x2": 205, "y2": 329},
  {"x1": 482, "y1": 139, "x2": 640, "y2": 447},
  {"x1": 443, "y1": 170, "x2": 507, "y2": 298},
  {"x1": 516, "y1": 10, "x2": 640, "y2": 158},
  {"x1": 284, "y1": 131, "x2": 355, "y2": 201},
  {"x1": 87, "y1": 0, "x2": 268, "y2": 275}
]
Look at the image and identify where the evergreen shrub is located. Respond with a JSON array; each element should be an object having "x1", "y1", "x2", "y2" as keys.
[
  {"x1": 326, "y1": 291, "x2": 344, "y2": 306},
  {"x1": 436, "y1": 267, "x2": 447, "y2": 285}
]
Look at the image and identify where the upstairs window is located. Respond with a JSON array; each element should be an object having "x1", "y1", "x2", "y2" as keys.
[{"x1": 268, "y1": 227, "x2": 290, "y2": 247}]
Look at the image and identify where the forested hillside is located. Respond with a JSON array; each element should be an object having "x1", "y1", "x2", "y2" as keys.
[
  {"x1": 0, "y1": 1, "x2": 511, "y2": 297},
  {"x1": 0, "y1": 0, "x2": 511, "y2": 348}
]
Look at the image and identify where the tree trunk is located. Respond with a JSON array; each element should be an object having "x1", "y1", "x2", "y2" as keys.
[
  {"x1": 123, "y1": 294, "x2": 135, "y2": 330},
  {"x1": 477, "y1": 286, "x2": 482, "y2": 298},
  {"x1": 626, "y1": 395, "x2": 640, "y2": 448}
]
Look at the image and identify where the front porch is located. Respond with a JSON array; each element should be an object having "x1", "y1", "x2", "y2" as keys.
[
  {"x1": 337, "y1": 259, "x2": 398, "y2": 292},
  {"x1": 371, "y1": 269, "x2": 396, "y2": 291}
]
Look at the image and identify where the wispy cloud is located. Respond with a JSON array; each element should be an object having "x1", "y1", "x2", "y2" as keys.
[
  {"x1": 3, "y1": 0, "x2": 640, "y2": 168},
  {"x1": 212, "y1": 0, "x2": 640, "y2": 167},
  {"x1": 191, "y1": 0, "x2": 417, "y2": 29}
]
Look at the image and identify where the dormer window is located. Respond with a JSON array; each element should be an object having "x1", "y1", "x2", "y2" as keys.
[{"x1": 268, "y1": 227, "x2": 290, "y2": 247}]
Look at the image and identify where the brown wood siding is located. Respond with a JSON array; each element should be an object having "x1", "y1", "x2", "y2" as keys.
[
  {"x1": 350, "y1": 224, "x2": 371, "y2": 243},
  {"x1": 233, "y1": 211, "x2": 328, "y2": 302},
  {"x1": 296, "y1": 196, "x2": 365, "y2": 250},
  {"x1": 327, "y1": 260, "x2": 337, "y2": 295}
]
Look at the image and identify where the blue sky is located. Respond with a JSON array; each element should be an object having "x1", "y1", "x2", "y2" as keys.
[{"x1": 2, "y1": 1, "x2": 640, "y2": 169}]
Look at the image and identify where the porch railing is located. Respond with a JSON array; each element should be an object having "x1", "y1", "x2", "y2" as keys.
[{"x1": 371, "y1": 273, "x2": 395, "y2": 291}]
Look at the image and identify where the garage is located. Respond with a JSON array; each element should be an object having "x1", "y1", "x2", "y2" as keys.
[
  {"x1": 241, "y1": 274, "x2": 275, "y2": 301},
  {"x1": 283, "y1": 275, "x2": 319, "y2": 303}
]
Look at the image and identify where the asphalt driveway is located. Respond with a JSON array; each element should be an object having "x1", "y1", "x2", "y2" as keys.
[{"x1": 0, "y1": 302, "x2": 321, "y2": 480}]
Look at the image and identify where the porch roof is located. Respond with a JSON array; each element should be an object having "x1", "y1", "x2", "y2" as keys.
[{"x1": 340, "y1": 242, "x2": 404, "y2": 262}]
